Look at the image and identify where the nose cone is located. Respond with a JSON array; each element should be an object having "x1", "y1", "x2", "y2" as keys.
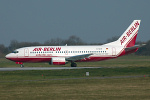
[
  {"x1": 5, "y1": 53, "x2": 18, "y2": 62},
  {"x1": 5, "y1": 53, "x2": 11, "y2": 59},
  {"x1": 5, "y1": 53, "x2": 15, "y2": 60},
  {"x1": 5, "y1": 53, "x2": 16, "y2": 62}
]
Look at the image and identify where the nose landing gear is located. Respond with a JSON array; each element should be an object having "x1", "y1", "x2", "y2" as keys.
[{"x1": 20, "y1": 64, "x2": 24, "y2": 68}]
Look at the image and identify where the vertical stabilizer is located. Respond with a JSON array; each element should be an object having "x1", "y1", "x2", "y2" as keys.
[{"x1": 117, "y1": 20, "x2": 141, "y2": 47}]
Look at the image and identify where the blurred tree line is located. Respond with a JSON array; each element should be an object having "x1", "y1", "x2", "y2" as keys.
[{"x1": 0, "y1": 35, "x2": 149, "y2": 57}]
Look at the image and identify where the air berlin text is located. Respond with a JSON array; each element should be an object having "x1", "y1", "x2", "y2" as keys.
[
  {"x1": 120, "y1": 21, "x2": 139, "y2": 45},
  {"x1": 33, "y1": 47, "x2": 61, "y2": 51}
]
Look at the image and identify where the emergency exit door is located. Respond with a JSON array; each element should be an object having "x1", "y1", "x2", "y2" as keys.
[
  {"x1": 112, "y1": 47, "x2": 116, "y2": 56},
  {"x1": 24, "y1": 48, "x2": 29, "y2": 57}
]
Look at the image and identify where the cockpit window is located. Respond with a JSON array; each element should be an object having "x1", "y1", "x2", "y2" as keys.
[{"x1": 12, "y1": 50, "x2": 19, "y2": 53}]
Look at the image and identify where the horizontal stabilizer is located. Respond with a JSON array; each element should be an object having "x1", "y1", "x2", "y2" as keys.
[{"x1": 125, "y1": 44, "x2": 146, "y2": 52}]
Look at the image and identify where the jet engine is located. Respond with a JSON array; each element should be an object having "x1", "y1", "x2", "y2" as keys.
[{"x1": 50, "y1": 57, "x2": 66, "y2": 65}]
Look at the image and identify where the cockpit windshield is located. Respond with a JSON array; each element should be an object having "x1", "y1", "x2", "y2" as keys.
[{"x1": 12, "y1": 50, "x2": 19, "y2": 53}]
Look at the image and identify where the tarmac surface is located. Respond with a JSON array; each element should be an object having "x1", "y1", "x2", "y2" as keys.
[{"x1": 0, "y1": 67, "x2": 102, "y2": 71}]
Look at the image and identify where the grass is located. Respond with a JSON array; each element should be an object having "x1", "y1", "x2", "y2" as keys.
[
  {"x1": 0, "y1": 77, "x2": 150, "y2": 100},
  {"x1": 0, "y1": 67, "x2": 150, "y2": 82},
  {"x1": 0, "y1": 55, "x2": 150, "y2": 100},
  {"x1": 0, "y1": 67, "x2": 150, "y2": 100}
]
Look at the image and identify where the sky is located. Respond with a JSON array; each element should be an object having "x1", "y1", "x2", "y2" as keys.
[{"x1": 0, "y1": 0, "x2": 150, "y2": 46}]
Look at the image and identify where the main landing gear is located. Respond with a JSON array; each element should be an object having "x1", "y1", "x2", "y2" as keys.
[{"x1": 71, "y1": 62, "x2": 77, "y2": 67}]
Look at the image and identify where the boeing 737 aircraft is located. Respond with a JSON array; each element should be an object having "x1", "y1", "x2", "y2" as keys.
[{"x1": 6, "y1": 20, "x2": 143, "y2": 67}]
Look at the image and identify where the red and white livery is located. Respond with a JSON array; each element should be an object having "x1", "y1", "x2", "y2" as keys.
[{"x1": 6, "y1": 20, "x2": 143, "y2": 67}]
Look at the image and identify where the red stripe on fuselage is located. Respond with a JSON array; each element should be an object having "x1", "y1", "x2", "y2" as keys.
[{"x1": 7, "y1": 57, "x2": 52, "y2": 63}]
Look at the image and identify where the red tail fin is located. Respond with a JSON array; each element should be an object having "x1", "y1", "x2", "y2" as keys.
[{"x1": 126, "y1": 31, "x2": 138, "y2": 47}]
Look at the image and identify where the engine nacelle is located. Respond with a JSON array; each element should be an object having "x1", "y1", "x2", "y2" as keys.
[{"x1": 50, "y1": 57, "x2": 66, "y2": 65}]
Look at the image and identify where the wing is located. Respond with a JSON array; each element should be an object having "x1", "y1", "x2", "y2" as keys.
[{"x1": 66, "y1": 54, "x2": 92, "y2": 61}]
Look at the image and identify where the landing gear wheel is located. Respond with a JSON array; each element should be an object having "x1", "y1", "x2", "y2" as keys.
[
  {"x1": 71, "y1": 62, "x2": 77, "y2": 67},
  {"x1": 20, "y1": 64, "x2": 24, "y2": 68}
]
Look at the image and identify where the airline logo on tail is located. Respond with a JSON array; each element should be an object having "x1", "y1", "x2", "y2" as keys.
[{"x1": 120, "y1": 21, "x2": 140, "y2": 45}]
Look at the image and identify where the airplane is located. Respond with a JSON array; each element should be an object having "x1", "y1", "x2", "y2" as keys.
[{"x1": 6, "y1": 20, "x2": 144, "y2": 67}]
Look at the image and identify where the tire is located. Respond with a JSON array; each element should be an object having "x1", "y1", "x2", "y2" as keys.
[
  {"x1": 20, "y1": 64, "x2": 24, "y2": 68},
  {"x1": 71, "y1": 63, "x2": 77, "y2": 67}
]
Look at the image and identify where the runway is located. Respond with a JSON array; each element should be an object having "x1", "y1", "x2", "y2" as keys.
[{"x1": 0, "y1": 67, "x2": 102, "y2": 71}]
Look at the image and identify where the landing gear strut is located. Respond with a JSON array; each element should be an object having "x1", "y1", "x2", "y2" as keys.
[
  {"x1": 20, "y1": 64, "x2": 24, "y2": 68},
  {"x1": 71, "y1": 62, "x2": 77, "y2": 67}
]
